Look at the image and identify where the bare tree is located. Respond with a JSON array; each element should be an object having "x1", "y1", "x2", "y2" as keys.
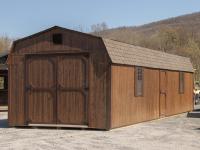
[
  {"x1": 91, "y1": 22, "x2": 108, "y2": 35},
  {"x1": 0, "y1": 35, "x2": 12, "y2": 52}
]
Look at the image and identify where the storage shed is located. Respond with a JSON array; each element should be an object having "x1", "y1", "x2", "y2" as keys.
[
  {"x1": 0, "y1": 51, "x2": 8, "y2": 106},
  {"x1": 8, "y1": 26, "x2": 194, "y2": 130}
]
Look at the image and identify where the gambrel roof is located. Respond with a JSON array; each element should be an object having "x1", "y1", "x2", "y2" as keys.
[
  {"x1": 103, "y1": 38, "x2": 194, "y2": 72},
  {"x1": 10, "y1": 26, "x2": 194, "y2": 72}
]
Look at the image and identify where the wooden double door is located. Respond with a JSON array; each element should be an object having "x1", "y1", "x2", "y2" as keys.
[{"x1": 25, "y1": 54, "x2": 88, "y2": 125}]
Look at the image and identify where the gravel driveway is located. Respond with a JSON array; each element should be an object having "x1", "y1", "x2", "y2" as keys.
[{"x1": 0, "y1": 111, "x2": 200, "y2": 150}]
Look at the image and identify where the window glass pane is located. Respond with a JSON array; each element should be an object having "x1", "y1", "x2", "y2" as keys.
[
  {"x1": 0, "y1": 76, "x2": 5, "y2": 90},
  {"x1": 179, "y1": 72, "x2": 184, "y2": 93},
  {"x1": 135, "y1": 67, "x2": 143, "y2": 96}
]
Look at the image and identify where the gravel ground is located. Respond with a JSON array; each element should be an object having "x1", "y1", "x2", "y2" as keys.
[{"x1": 0, "y1": 112, "x2": 200, "y2": 150}]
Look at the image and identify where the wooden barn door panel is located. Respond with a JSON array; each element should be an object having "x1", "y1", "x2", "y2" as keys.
[
  {"x1": 159, "y1": 71, "x2": 167, "y2": 117},
  {"x1": 26, "y1": 56, "x2": 56, "y2": 124},
  {"x1": 27, "y1": 92, "x2": 54, "y2": 123},
  {"x1": 57, "y1": 55, "x2": 88, "y2": 125}
]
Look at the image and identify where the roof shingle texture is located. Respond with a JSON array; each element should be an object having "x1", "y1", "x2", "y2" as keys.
[{"x1": 103, "y1": 39, "x2": 194, "y2": 72}]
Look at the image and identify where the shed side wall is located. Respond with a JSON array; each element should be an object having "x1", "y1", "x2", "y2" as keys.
[
  {"x1": 166, "y1": 71, "x2": 193, "y2": 116},
  {"x1": 111, "y1": 65, "x2": 160, "y2": 128},
  {"x1": 111, "y1": 65, "x2": 193, "y2": 129}
]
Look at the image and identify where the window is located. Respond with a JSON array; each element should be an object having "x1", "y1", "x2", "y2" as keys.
[
  {"x1": 179, "y1": 72, "x2": 184, "y2": 94},
  {"x1": 0, "y1": 76, "x2": 5, "y2": 90},
  {"x1": 135, "y1": 67, "x2": 143, "y2": 96},
  {"x1": 52, "y1": 33, "x2": 63, "y2": 44}
]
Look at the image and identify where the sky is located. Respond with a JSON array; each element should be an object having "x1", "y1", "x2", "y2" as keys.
[{"x1": 0, "y1": 0, "x2": 200, "y2": 38}]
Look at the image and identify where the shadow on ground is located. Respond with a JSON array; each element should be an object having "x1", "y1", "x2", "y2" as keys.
[
  {"x1": 0, "y1": 119, "x2": 8, "y2": 128},
  {"x1": 187, "y1": 105, "x2": 200, "y2": 118}
]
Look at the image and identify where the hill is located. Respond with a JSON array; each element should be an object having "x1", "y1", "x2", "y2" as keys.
[
  {"x1": 95, "y1": 12, "x2": 200, "y2": 80},
  {"x1": 97, "y1": 12, "x2": 200, "y2": 43}
]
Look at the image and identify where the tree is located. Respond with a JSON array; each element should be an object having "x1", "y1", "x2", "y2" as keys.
[
  {"x1": 185, "y1": 38, "x2": 200, "y2": 80},
  {"x1": 0, "y1": 36, "x2": 12, "y2": 52},
  {"x1": 158, "y1": 28, "x2": 179, "y2": 52},
  {"x1": 91, "y1": 22, "x2": 108, "y2": 35}
]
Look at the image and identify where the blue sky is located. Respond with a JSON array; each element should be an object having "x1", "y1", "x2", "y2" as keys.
[{"x1": 0, "y1": 0, "x2": 200, "y2": 38}]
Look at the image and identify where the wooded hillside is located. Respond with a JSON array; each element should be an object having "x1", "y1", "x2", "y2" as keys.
[{"x1": 95, "y1": 12, "x2": 200, "y2": 81}]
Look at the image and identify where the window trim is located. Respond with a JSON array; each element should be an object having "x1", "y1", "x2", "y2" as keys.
[
  {"x1": 179, "y1": 72, "x2": 184, "y2": 94},
  {"x1": 134, "y1": 66, "x2": 144, "y2": 97}
]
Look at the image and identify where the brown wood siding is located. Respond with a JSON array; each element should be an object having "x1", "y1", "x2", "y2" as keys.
[
  {"x1": 26, "y1": 56, "x2": 56, "y2": 124},
  {"x1": 159, "y1": 70, "x2": 167, "y2": 117},
  {"x1": 14, "y1": 28, "x2": 97, "y2": 54},
  {"x1": 9, "y1": 28, "x2": 111, "y2": 129},
  {"x1": 57, "y1": 55, "x2": 88, "y2": 125},
  {"x1": 111, "y1": 65, "x2": 193, "y2": 129},
  {"x1": 8, "y1": 55, "x2": 25, "y2": 126},
  {"x1": 165, "y1": 71, "x2": 193, "y2": 116},
  {"x1": 111, "y1": 65, "x2": 160, "y2": 128}
]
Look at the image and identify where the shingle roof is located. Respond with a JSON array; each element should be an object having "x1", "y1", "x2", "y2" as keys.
[{"x1": 103, "y1": 39, "x2": 194, "y2": 72}]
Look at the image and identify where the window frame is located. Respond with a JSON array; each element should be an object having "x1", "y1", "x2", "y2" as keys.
[
  {"x1": 134, "y1": 66, "x2": 144, "y2": 97},
  {"x1": 179, "y1": 72, "x2": 184, "y2": 94}
]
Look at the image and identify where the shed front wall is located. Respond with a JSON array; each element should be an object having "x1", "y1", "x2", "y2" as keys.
[
  {"x1": 111, "y1": 65, "x2": 193, "y2": 129},
  {"x1": 8, "y1": 28, "x2": 111, "y2": 129}
]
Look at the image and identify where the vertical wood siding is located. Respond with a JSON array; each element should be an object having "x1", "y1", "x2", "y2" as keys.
[
  {"x1": 111, "y1": 65, "x2": 160, "y2": 128},
  {"x1": 111, "y1": 65, "x2": 193, "y2": 129},
  {"x1": 8, "y1": 55, "x2": 25, "y2": 126},
  {"x1": 165, "y1": 71, "x2": 193, "y2": 116},
  {"x1": 26, "y1": 56, "x2": 56, "y2": 124},
  {"x1": 9, "y1": 28, "x2": 111, "y2": 129},
  {"x1": 159, "y1": 70, "x2": 167, "y2": 117}
]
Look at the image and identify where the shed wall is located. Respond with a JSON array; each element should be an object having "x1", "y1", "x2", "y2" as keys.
[
  {"x1": 111, "y1": 65, "x2": 160, "y2": 128},
  {"x1": 8, "y1": 28, "x2": 111, "y2": 129},
  {"x1": 165, "y1": 71, "x2": 193, "y2": 116},
  {"x1": 111, "y1": 65, "x2": 193, "y2": 129}
]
